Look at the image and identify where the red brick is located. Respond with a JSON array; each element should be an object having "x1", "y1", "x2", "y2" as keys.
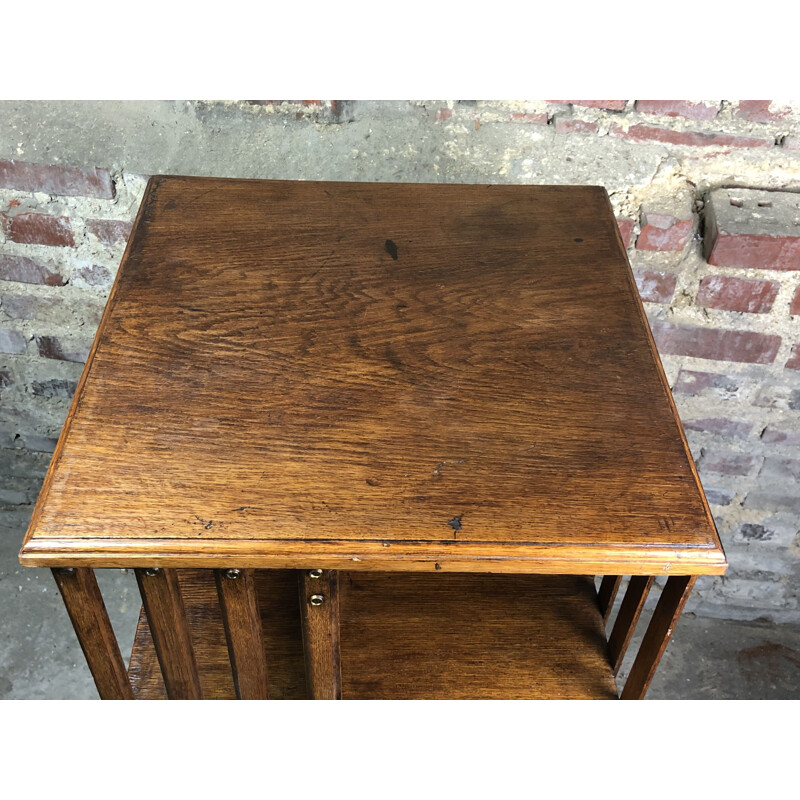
[
  {"x1": 736, "y1": 101, "x2": 788, "y2": 123},
  {"x1": 698, "y1": 450, "x2": 759, "y2": 476},
  {"x1": 673, "y1": 369, "x2": 739, "y2": 395},
  {"x1": 782, "y1": 136, "x2": 800, "y2": 151},
  {"x1": 0, "y1": 254, "x2": 66, "y2": 286},
  {"x1": 696, "y1": 275, "x2": 779, "y2": 313},
  {"x1": 786, "y1": 343, "x2": 800, "y2": 370},
  {"x1": 1, "y1": 294, "x2": 57, "y2": 320},
  {"x1": 86, "y1": 219, "x2": 133, "y2": 246},
  {"x1": 651, "y1": 322, "x2": 781, "y2": 364},
  {"x1": 790, "y1": 286, "x2": 800, "y2": 315},
  {"x1": 610, "y1": 124, "x2": 773, "y2": 149},
  {"x1": 635, "y1": 100, "x2": 719, "y2": 121},
  {"x1": 435, "y1": 108, "x2": 452, "y2": 122},
  {"x1": 682, "y1": 418, "x2": 752, "y2": 437},
  {"x1": 633, "y1": 269, "x2": 677, "y2": 303},
  {"x1": 510, "y1": 113, "x2": 548, "y2": 124},
  {"x1": 616, "y1": 218, "x2": 634, "y2": 248},
  {"x1": 1, "y1": 212, "x2": 75, "y2": 247},
  {"x1": 708, "y1": 232, "x2": 800, "y2": 270},
  {"x1": 761, "y1": 426, "x2": 800, "y2": 446},
  {"x1": 35, "y1": 335, "x2": 90, "y2": 363},
  {"x1": 72, "y1": 264, "x2": 113, "y2": 288},
  {"x1": 554, "y1": 118, "x2": 599, "y2": 135},
  {"x1": 549, "y1": 100, "x2": 626, "y2": 111},
  {"x1": 0, "y1": 159, "x2": 114, "y2": 199},
  {"x1": 636, "y1": 212, "x2": 693, "y2": 251}
]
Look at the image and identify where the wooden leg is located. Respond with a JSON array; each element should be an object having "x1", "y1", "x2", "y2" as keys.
[
  {"x1": 215, "y1": 568, "x2": 269, "y2": 699},
  {"x1": 620, "y1": 575, "x2": 696, "y2": 700},
  {"x1": 134, "y1": 568, "x2": 202, "y2": 700},
  {"x1": 597, "y1": 575, "x2": 623, "y2": 624},
  {"x1": 299, "y1": 569, "x2": 341, "y2": 700},
  {"x1": 51, "y1": 567, "x2": 134, "y2": 700},
  {"x1": 608, "y1": 575, "x2": 655, "y2": 674}
]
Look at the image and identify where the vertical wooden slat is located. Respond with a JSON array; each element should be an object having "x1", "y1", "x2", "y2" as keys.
[
  {"x1": 299, "y1": 569, "x2": 341, "y2": 699},
  {"x1": 608, "y1": 575, "x2": 655, "y2": 674},
  {"x1": 597, "y1": 575, "x2": 623, "y2": 624},
  {"x1": 215, "y1": 568, "x2": 269, "y2": 699},
  {"x1": 134, "y1": 568, "x2": 202, "y2": 700},
  {"x1": 51, "y1": 567, "x2": 134, "y2": 700},
  {"x1": 621, "y1": 575, "x2": 696, "y2": 700}
]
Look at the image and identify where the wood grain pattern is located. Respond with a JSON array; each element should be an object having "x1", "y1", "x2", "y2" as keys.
[
  {"x1": 51, "y1": 567, "x2": 133, "y2": 700},
  {"x1": 597, "y1": 575, "x2": 623, "y2": 623},
  {"x1": 608, "y1": 575, "x2": 654, "y2": 673},
  {"x1": 20, "y1": 177, "x2": 725, "y2": 576},
  {"x1": 620, "y1": 575, "x2": 696, "y2": 700},
  {"x1": 215, "y1": 568, "x2": 269, "y2": 699},
  {"x1": 134, "y1": 568, "x2": 202, "y2": 699},
  {"x1": 299, "y1": 569, "x2": 342, "y2": 699},
  {"x1": 129, "y1": 569, "x2": 618, "y2": 700}
]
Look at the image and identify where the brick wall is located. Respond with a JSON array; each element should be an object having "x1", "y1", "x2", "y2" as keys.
[{"x1": 1, "y1": 99, "x2": 799, "y2": 622}]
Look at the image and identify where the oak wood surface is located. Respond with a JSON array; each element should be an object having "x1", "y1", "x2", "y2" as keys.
[
  {"x1": 129, "y1": 569, "x2": 618, "y2": 700},
  {"x1": 608, "y1": 575, "x2": 654, "y2": 673},
  {"x1": 597, "y1": 575, "x2": 623, "y2": 623},
  {"x1": 299, "y1": 569, "x2": 342, "y2": 699},
  {"x1": 215, "y1": 568, "x2": 270, "y2": 699},
  {"x1": 51, "y1": 567, "x2": 134, "y2": 700},
  {"x1": 20, "y1": 177, "x2": 725, "y2": 576},
  {"x1": 134, "y1": 567, "x2": 202, "y2": 699}
]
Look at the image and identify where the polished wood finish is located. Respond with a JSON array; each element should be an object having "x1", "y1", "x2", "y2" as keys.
[
  {"x1": 51, "y1": 567, "x2": 133, "y2": 700},
  {"x1": 621, "y1": 575, "x2": 697, "y2": 700},
  {"x1": 20, "y1": 177, "x2": 725, "y2": 577},
  {"x1": 608, "y1": 575, "x2": 655, "y2": 673},
  {"x1": 215, "y1": 568, "x2": 269, "y2": 699},
  {"x1": 299, "y1": 569, "x2": 342, "y2": 699},
  {"x1": 598, "y1": 575, "x2": 623, "y2": 624},
  {"x1": 129, "y1": 569, "x2": 617, "y2": 700},
  {"x1": 134, "y1": 568, "x2": 202, "y2": 700}
]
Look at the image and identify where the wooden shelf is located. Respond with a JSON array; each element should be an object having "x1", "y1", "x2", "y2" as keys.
[{"x1": 129, "y1": 570, "x2": 618, "y2": 699}]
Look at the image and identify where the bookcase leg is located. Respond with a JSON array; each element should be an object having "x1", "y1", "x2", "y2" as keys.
[
  {"x1": 620, "y1": 575, "x2": 696, "y2": 700},
  {"x1": 597, "y1": 575, "x2": 622, "y2": 624},
  {"x1": 608, "y1": 575, "x2": 655, "y2": 674},
  {"x1": 135, "y1": 568, "x2": 202, "y2": 700},
  {"x1": 215, "y1": 568, "x2": 270, "y2": 699},
  {"x1": 51, "y1": 567, "x2": 134, "y2": 700},
  {"x1": 299, "y1": 569, "x2": 342, "y2": 699}
]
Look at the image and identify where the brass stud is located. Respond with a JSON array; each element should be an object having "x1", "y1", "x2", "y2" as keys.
[
  {"x1": 143, "y1": 567, "x2": 160, "y2": 577},
  {"x1": 58, "y1": 567, "x2": 75, "y2": 576},
  {"x1": 308, "y1": 569, "x2": 323, "y2": 579},
  {"x1": 225, "y1": 569, "x2": 241, "y2": 580},
  {"x1": 309, "y1": 594, "x2": 325, "y2": 606}
]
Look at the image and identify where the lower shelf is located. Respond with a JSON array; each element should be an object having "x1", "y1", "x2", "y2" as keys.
[{"x1": 129, "y1": 570, "x2": 618, "y2": 699}]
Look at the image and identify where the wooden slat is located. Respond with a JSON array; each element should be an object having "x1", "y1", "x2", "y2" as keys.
[
  {"x1": 134, "y1": 568, "x2": 202, "y2": 699},
  {"x1": 621, "y1": 575, "x2": 696, "y2": 700},
  {"x1": 298, "y1": 569, "x2": 341, "y2": 700},
  {"x1": 597, "y1": 575, "x2": 623, "y2": 624},
  {"x1": 608, "y1": 575, "x2": 655, "y2": 673},
  {"x1": 215, "y1": 568, "x2": 269, "y2": 699},
  {"x1": 51, "y1": 567, "x2": 133, "y2": 700}
]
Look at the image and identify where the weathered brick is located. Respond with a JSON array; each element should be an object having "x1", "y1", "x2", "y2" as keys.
[
  {"x1": 0, "y1": 369, "x2": 12, "y2": 388},
  {"x1": 435, "y1": 108, "x2": 452, "y2": 122},
  {"x1": 760, "y1": 456, "x2": 800, "y2": 482},
  {"x1": 636, "y1": 212, "x2": 692, "y2": 251},
  {"x1": 651, "y1": 322, "x2": 781, "y2": 364},
  {"x1": 554, "y1": 118, "x2": 598, "y2": 135},
  {"x1": 751, "y1": 386, "x2": 800, "y2": 410},
  {"x1": 72, "y1": 264, "x2": 113, "y2": 288},
  {"x1": 1, "y1": 294, "x2": 57, "y2": 320},
  {"x1": 610, "y1": 124, "x2": 773, "y2": 149},
  {"x1": 550, "y1": 100, "x2": 626, "y2": 111},
  {"x1": 633, "y1": 269, "x2": 677, "y2": 303},
  {"x1": 704, "y1": 188, "x2": 800, "y2": 270},
  {"x1": 782, "y1": 136, "x2": 800, "y2": 151},
  {"x1": 0, "y1": 159, "x2": 114, "y2": 199},
  {"x1": 696, "y1": 276, "x2": 779, "y2": 313},
  {"x1": 785, "y1": 343, "x2": 800, "y2": 370},
  {"x1": 761, "y1": 426, "x2": 800, "y2": 446},
  {"x1": 0, "y1": 329, "x2": 26, "y2": 354},
  {"x1": 790, "y1": 286, "x2": 800, "y2": 316},
  {"x1": 18, "y1": 433, "x2": 58, "y2": 453},
  {"x1": 683, "y1": 418, "x2": 752, "y2": 438},
  {"x1": 1, "y1": 212, "x2": 75, "y2": 247},
  {"x1": 740, "y1": 523, "x2": 773, "y2": 541},
  {"x1": 30, "y1": 378, "x2": 78, "y2": 399},
  {"x1": 35, "y1": 335, "x2": 90, "y2": 363},
  {"x1": 736, "y1": 101, "x2": 789, "y2": 123},
  {"x1": 616, "y1": 218, "x2": 634, "y2": 248},
  {"x1": 744, "y1": 492, "x2": 800, "y2": 514},
  {"x1": 673, "y1": 369, "x2": 739, "y2": 395},
  {"x1": 510, "y1": 112, "x2": 548, "y2": 125},
  {"x1": 698, "y1": 449, "x2": 760, "y2": 475},
  {"x1": 704, "y1": 487, "x2": 735, "y2": 506},
  {"x1": 85, "y1": 219, "x2": 133, "y2": 246},
  {"x1": 635, "y1": 100, "x2": 719, "y2": 121},
  {"x1": 0, "y1": 488, "x2": 27, "y2": 505},
  {"x1": 0, "y1": 254, "x2": 66, "y2": 286}
]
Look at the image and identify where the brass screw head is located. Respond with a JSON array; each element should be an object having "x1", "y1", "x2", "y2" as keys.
[
  {"x1": 309, "y1": 594, "x2": 325, "y2": 606},
  {"x1": 143, "y1": 567, "x2": 160, "y2": 577},
  {"x1": 308, "y1": 569, "x2": 323, "y2": 579},
  {"x1": 225, "y1": 569, "x2": 241, "y2": 580}
]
